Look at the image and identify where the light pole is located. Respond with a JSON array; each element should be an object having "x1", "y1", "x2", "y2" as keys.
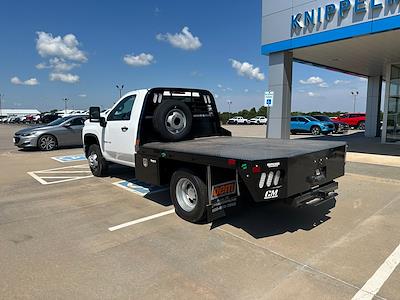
[
  {"x1": 116, "y1": 84, "x2": 124, "y2": 99},
  {"x1": 62, "y1": 98, "x2": 69, "y2": 115},
  {"x1": 0, "y1": 93, "x2": 3, "y2": 117},
  {"x1": 351, "y1": 91, "x2": 359, "y2": 112},
  {"x1": 227, "y1": 100, "x2": 232, "y2": 119}
]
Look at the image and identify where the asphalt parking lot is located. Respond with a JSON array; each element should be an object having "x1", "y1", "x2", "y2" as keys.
[{"x1": 1, "y1": 124, "x2": 399, "y2": 299}]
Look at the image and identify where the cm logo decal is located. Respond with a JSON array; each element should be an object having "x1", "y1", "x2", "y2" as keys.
[
  {"x1": 211, "y1": 180, "x2": 236, "y2": 200},
  {"x1": 264, "y1": 189, "x2": 279, "y2": 200}
]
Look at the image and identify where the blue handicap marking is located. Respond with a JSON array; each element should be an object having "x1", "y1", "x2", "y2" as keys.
[
  {"x1": 115, "y1": 179, "x2": 166, "y2": 196},
  {"x1": 52, "y1": 154, "x2": 86, "y2": 163}
]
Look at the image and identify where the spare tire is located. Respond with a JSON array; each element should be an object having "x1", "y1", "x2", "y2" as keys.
[{"x1": 153, "y1": 100, "x2": 192, "y2": 141}]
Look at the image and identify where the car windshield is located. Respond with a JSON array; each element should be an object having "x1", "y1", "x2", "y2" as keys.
[
  {"x1": 306, "y1": 116, "x2": 320, "y2": 122},
  {"x1": 314, "y1": 115, "x2": 331, "y2": 122},
  {"x1": 47, "y1": 116, "x2": 71, "y2": 126}
]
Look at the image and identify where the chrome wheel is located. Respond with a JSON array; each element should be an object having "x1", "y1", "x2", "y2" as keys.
[
  {"x1": 311, "y1": 127, "x2": 321, "y2": 135},
  {"x1": 175, "y1": 178, "x2": 198, "y2": 212},
  {"x1": 39, "y1": 135, "x2": 56, "y2": 151},
  {"x1": 165, "y1": 108, "x2": 187, "y2": 135},
  {"x1": 88, "y1": 152, "x2": 98, "y2": 170}
]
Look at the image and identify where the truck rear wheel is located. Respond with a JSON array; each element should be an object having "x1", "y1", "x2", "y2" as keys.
[
  {"x1": 170, "y1": 169, "x2": 207, "y2": 223},
  {"x1": 153, "y1": 100, "x2": 192, "y2": 141},
  {"x1": 88, "y1": 144, "x2": 108, "y2": 177}
]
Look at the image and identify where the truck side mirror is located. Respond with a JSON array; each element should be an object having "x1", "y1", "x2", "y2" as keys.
[
  {"x1": 89, "y1": 106, "x2": 107, "y2": 127},
  {"x1": 89, "y1": 107, "x2": 101, "y2": 122}
]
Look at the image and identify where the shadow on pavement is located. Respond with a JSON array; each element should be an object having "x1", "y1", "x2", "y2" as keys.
[
  {"x1": 211, "y1": 198, "x2": 336, "y2": 239},
  {"x1": 108, "y1": 164, "x2": 172, "y2": 207},
  {"x1": 300, "y1": 131, "x2": 400, "y2": 156}
]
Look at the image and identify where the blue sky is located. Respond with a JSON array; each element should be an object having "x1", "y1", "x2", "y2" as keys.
[{"x1": 0, "y1": 0, "x2": 369, "y2": 113}]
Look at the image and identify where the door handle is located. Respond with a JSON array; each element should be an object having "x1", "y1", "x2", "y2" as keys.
[{"x1": 121, "y1": 127, "x2": 128, "y2": 132}]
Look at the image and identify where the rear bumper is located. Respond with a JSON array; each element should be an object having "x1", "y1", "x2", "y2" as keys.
[{"x1": 287, "y1": 181, "x2": 338, "y2": 208}]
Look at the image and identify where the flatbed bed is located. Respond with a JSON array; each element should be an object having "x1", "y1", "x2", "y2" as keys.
[{"x1": 141, "y1": 136, "x2": 347, "y2": 161}]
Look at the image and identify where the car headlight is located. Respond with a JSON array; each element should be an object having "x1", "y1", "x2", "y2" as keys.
[{"x1": 21, "y1": 132, "x2": 36, "y2": 137}]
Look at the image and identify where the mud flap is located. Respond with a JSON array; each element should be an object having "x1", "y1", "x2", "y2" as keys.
[
  {"x1": 205, "y1": 165, "x2": 240, "y2": 222},
  {"x1": 206, "y1": 196, "x2": 238, "y2": 222}
]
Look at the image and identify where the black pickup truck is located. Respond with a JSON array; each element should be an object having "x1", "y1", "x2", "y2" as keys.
[{"x1": 85, "y1": 87, "x2": 346, "y2": 223}]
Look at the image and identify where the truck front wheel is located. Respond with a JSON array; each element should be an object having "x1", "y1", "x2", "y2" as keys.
[
  {"x1": 87, "y1": 144, "x2": 108, "y2": 177},
  {"x1": 170, "y1": 169, "x2": 207, "y2": 223}
]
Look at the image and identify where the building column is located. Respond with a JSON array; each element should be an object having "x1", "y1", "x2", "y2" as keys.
[
  {"x1": 365, "y1": 76, "x2": 382, "y2": 137},
  {"x1": 267, "y1": 51, "x2": 293, "y2": 139}
]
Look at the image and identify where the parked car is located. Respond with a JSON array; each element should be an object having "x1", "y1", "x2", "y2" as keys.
[
  {"x1": 41, "y1": 113, "x2": 61, "y2": 124},
  {"x1": 250, "y1": 116, "x2": 267, "y2": 125},
  {"x1": 291, "y1": 116, "x2": 335, "y2": 135},
  {"x1": 331, "y1": 113, "x2": 366, "y2": 129},
  {"x1": 312, "y1": 115, "x2": 349, "y2": 134},
  {"x1": 226, "y1": 116, "x2": 250, "y2": 125},
  {"x1": 14, "y1": 115, "x2": 87, "y2": 151}
]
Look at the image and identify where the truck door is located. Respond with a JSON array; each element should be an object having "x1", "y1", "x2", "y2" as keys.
[{"x1": 103, "y1": 95, "x2": 137, "y2": 166}]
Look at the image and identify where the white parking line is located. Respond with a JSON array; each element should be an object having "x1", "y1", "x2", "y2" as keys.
[
  {"x1": 108, "y1": 209, "x2": 175, "y2": 231},
  {"x1": 27, "y1": 164, "x2": 93, "y2": 185},
  {"x1": 352, "y1": 243, "x2": 400, "y2": 300}
]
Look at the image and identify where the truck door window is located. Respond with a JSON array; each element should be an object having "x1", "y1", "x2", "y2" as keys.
[{"x1": 108, "y1": 95, "x2": 136, "y2": 121}]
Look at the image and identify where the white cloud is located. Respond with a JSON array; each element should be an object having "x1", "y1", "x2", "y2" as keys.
[
  {"x1": 35, "y1": 62, "x2": 48, "y2": 69},
  {"x1": 319, "y1": 82, "x2": 329, "y2": 88},
  {"x1": 359, "y1": 77, "x2": 368, "y2": 82},
  {"x1": 156, "y1": 26, "x2": 202, "y2": 50},
  {"x1": 36, "y1": 57, "x2": 78, "y2": 72},
  {"x1": 217, "y1": 84, "x2": 223, "y2": 88},
  {"x1": 244, "y1": 89, "x2": 249, "y2": 93},
  {"x1": 10, "y1": 76, "x2": 39, "y2": 86},
  {"x1": 123, "y1": 53, "x2": 155, "y2": 66},
  {"x1": 299, "y1": 76, "x2": 324, "y2": 85},
  {"x1": 36, "y1": 32, "x2": 87, "y2": 62},
  {"x1": 49, "y1": 73, "x2": 79, "y2": 83},
  {"x1": 229, "y1": 59, "x2": 265, "y2": 81},
  {"x1": 307, "y1": 92, "x2": 319, "y2": 97},
  {"x1": 78, "y1": 94, "x2": 87, "y2": 98},
  {"x1": 334, "y1": 79, "x2": 351, "y2": 85}
]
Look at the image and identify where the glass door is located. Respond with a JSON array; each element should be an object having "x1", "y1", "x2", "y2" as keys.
[{"x1": 386, "y1": 65, "x2": 400, "y2": 142}]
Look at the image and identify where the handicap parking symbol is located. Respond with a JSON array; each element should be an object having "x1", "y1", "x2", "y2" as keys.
[
  {"x1": 52, "y1": 154, "x2": 86, "y2": 163},
  {"x1": 113, "y1": 179, "x2": 167, "y2": 196}
]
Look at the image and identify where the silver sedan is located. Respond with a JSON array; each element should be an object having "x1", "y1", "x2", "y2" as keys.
[{"x1": 14, "y1": 115, "x2": 87, "y2": 151}]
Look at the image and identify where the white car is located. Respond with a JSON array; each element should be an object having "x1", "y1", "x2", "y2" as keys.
[
  {"x1": 227, "y1": 116, "x2": 250, "y2": 125},
  {"x1": 250, "y1": 116, "x2": 267, "y2": 125}
]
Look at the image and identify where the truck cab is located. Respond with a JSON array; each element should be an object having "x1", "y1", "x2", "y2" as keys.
[{"x1": 83, "y1": 89, "x2": 147, "y2": 168}]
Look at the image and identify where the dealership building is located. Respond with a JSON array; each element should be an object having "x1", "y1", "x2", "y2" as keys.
[{"x1": 262, "y1": 0, "x2": 400, "y2": 143}]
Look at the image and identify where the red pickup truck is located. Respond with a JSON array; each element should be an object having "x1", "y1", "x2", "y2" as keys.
[{"x1": 331, "y1": 113, "x2": 366, "y2": 130}]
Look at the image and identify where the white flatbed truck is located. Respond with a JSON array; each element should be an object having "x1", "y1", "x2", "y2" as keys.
[{"x1": 83, "y1": 87, "x2": 346, "y2": 223}]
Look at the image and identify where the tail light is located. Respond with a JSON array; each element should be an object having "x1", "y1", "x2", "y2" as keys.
[
  {"x1": 266, "y1": 171, "x2": 274, "y2": 187},
  {"x1": 273, "y1": 170, "x2": 281, "y2": 186},
  {"x1": 258, "y1": 170, "x2": 283, "y2": 189}
]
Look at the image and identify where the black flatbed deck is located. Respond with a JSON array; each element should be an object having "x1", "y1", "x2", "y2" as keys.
[{"x1": 141, "y1": 136, "x2": 347, "y2": 161}]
